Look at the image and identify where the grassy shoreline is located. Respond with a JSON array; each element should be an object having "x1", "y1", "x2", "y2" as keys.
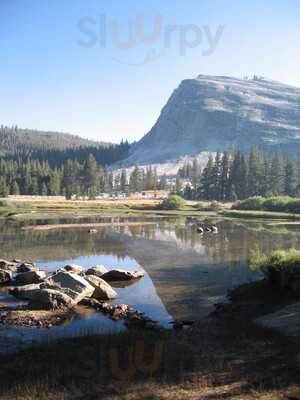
[
  {"x1": 3, "y1": 198, "x2": 300, "y2": 228},
  {"x1": 220, "y1": 209, "x2": 300, "y2": 220},
  {"x1": 0, "y1": 198, "x2": 219, "y2": 221}
]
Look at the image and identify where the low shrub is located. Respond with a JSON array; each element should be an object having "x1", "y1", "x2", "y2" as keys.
[
  {"x1": 233, "y1": 196, "x2": 300, "y2": 214},
  {"x1": 160, "y1": 195, "x2": 185, "y2": 210},
  {"x1": 194, "y1": 201, "x2": 221, "y2": 212},
  {"x1": 262, "y1": 196, "x2": 291, "y2": 212},
  {"x1": 233, "y1": 196, "x2": 265, "y2": 211},
  {"x1": 286, "y1": 198, "x2": 300, "y2": 214},
  {"x1": 249, "y1": 248, "x2": 300, "y2": 291},
  {"x1": 209, "y1": 201, "x2": 221, "y2": 211}
]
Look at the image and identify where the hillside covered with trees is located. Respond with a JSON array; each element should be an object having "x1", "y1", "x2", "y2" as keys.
[{"x1": 0, "y1": 126, "x2": 130, "y2": 167}]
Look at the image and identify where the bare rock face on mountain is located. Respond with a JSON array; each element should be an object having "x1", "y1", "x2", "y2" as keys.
[{"x1": 121, "y1": 75, "x2": 300, "y2": 166}]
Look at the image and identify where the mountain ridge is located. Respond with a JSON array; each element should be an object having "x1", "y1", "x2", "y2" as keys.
[{"x1": 119, "y1": 75, "x2": 300, "y2": 167}]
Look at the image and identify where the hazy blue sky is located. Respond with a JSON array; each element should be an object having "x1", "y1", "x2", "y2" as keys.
[{"x1": 1, "y1": 0, "x2": 300, "y2": 143}]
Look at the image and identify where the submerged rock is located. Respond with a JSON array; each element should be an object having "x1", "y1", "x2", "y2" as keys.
[
  {"x1": 45, "y1": 271, "x2": 94, "y2": 304},
  {"x1": 83, "y1": 299, "x2": 161, "y2": 330},
  {"x1": 170, "y1": 320, "x2": 195, "y2": 330},
  {"x1": 85, "y1": 275, "x2": 117, "y2": 300},
  {"x1": 14, "y1": 270, "x2": 46, "y2": 285},
  {"x1": 101, "y1": 269, "x2": 144, "y2": 282},
  {"x1": 86, "y1": 265, "x2": 108, "y2": 277}
]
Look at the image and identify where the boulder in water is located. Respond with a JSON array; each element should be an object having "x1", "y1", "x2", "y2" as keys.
[
  {"x1": 101, "y1": 269, "x2": 144, "y2": 282},
  {"x1": 45, "y1": 271, "x2": 94, "y2": 304},
  {"x1": 85, "y1": 275, "x2": 117, "y2": 300},
  {"x1": 29, "y1": 289, "x2": 75, "y2": 310},
  {"x1": 15, "y1": 270, "x2": 46, "y2": 285}
]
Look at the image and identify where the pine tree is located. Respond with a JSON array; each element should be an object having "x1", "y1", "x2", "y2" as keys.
[
  {"x1": 129, "y1": 166, "x2": 142, "y2": 193},
  {"x1": 247, "y1": 148, "x2": 264, "y2": 196},
  {"x1": 41, "y1": 182, "x2": 48, "y2": 196},
  {"x1": 269, "y1": 154, "x2": 284, "y2": 195},
  {"x1": 175, "y1": 173, "x2": 182, "y2": 194},
  {"x1": 158, "y1": 174, "x2": 167, "y2": 190},
  {"x1": 83, "y1": 154, "x2": 98, "y2": 197},
  {"x1": 10, "y1": 180, "x2": 20, "y2": 195},
  {"x1": 192, "y1": 159, "x2": 199, "y2": 191},
  {"x1": 200, "y1": 155, "x2": 214, "y2": 200},
  {"x1": 184, "y1": 184, "x2": 193, "y2": 199},
  {"x1": 120, "y1": 169, "x2": 127, "y2": 192},
  {"x1": 219, "y1": 152, "x2": 230, "y2": 201},
  {"x1": 0, "y1": 176, "x2": 9, "y2": 197},
  {"x1": 145, "y1": 166, "x2": 154, "y2": 190},
  {"x1": 30, "y1": 177, "x2": 39, "y2": 195},
  {"x1": 49, "y1": 170, "x2": 61, "y2": 195},
  {"x1": 211, "y1": 152, "x2": 222, "y2": 200},
  {"x1": 285, "y1": 159, "x2": 298, "y2": 196}
]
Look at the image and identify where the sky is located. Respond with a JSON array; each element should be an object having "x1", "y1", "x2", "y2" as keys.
[{"x1": 1, "y1": 0, "x2": 300, "y2": 143}]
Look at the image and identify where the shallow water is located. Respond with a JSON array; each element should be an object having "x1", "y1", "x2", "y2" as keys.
[{"x1": 1, "y1": 216, "x2": 300, "y2": 349}]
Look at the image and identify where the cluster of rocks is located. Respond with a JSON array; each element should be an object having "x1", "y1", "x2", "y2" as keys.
[
  {"x1": 81, "y1": 298, "x2": 161, "y2": 330},
  {"x1": 0, "y1": 259, "x2": 146, "y2": 328}
]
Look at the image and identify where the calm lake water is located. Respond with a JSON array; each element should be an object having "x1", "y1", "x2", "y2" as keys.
[{"x1": 1, "y1": 216, "x2": 300, "y2": 350}]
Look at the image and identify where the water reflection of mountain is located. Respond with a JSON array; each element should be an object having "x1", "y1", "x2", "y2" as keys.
[
  {"x1": 1, "y1": 219, "x2": 300, "y2": 320},
  {"x1": 108, "y1": 220, "x2": 300, "y2": 319}
]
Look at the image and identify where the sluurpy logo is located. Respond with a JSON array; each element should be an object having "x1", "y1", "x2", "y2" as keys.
[
  {"x1": 109, "y1": 339, "x2": 164, "y2": 379},
  {"x1": 77, "y1": 12, "x2": 225, "y2": 66}
]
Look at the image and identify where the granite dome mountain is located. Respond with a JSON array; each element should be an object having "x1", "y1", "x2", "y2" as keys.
[{"x1": 121, "y1": 75, "x2": 300, "y2": 167}]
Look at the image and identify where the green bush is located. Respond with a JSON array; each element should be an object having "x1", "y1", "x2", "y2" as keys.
[
  {"x1": 286, "y1": 198, "x2": 300, "y2": 214},
  {"x1": 262, "y1": 196, "x2": 291, "y2": 212},
  {"x1": 249, "y1": 248, "x2": 300, "y2": 291},
  {"x1": 233, "y1": 196, "x2": 265, "y2": 211},
  {"x1": 160, "y1": 195, "x2": 185, "y2": 210},
  {"x1": 233, "y1": 196, "x2": 300, "y2": 214},
  {"x1": 210, "y1": 201, "x2": 222, "y2": 211}
]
